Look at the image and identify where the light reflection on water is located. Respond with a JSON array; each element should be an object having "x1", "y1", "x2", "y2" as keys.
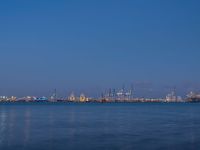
[
  {"x1": 0, "y1": 108, "x2": 6, "y2": 145},
  {"x1": 0, "y1": 103, "x2": 200, "y2": 150}
]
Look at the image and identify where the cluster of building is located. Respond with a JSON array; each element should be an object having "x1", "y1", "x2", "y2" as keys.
[
  {"x1": 0, "y1": 87, "x2": 200, "y2": 103},
  {"x1": 0, "y1": 96, "x2": 17, "y2": 102},
  {"x1": 186, "y1": 91, "x2": 200, "y2": 102},
  {"x1": 0, "y1": 93, "x2": 91, "y2": 103}
]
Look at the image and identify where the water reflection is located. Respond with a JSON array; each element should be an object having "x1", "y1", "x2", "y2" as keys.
[
  {"x1": 23, "y1": 108, "x2": 31, "y2": 147},
  {"x1": 0, "y1": 103, "x2": 200, "y2": 150},
  {"x1": 0, "y1": 108, "x2": 6, "y2": 145},
  {"x1": 66, "y1": 110, "x2": 76, "y2": 141},
  {"x1": 7, "y1": 109, "x2": 16, "y2": 148}
]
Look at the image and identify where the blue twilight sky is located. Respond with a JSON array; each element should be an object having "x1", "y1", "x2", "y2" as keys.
[{"x1": 0, "y1": 0, "x2": 200, "y2": 97}]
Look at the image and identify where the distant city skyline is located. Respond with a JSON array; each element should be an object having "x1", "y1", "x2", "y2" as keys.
[
  {"x1": 0, "y1": 82, "x2": 200, "y2": 98},
  {"x1": 0, "y1": 0, "x2": 200, "y2": 97}
]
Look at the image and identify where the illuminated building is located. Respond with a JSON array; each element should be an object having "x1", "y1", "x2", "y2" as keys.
[
  {"x1": 69, "y1": 92, "x2": 76, "y2": 102},
  {"x1": 80, "y1": 93, "x2": 86, "y2": 102}
]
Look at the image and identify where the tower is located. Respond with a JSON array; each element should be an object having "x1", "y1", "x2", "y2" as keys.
[{"x1": 50, "y1": 89, "x2": 57, "y2": 102}]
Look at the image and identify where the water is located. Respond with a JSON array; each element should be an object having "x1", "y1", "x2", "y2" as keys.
[{"x1": 0, "y1": 103, "x2": 200, "y2": 150}]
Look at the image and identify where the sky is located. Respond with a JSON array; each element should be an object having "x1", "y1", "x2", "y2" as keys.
[{"x1": 0, "y1": 0, "x2": 200, "y2": 97}]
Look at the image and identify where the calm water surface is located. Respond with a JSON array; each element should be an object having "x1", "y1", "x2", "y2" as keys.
[{"x1": 0, "y1": 103, "x2": 200, "y2": 150}]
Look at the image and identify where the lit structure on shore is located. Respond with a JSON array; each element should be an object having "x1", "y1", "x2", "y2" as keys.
[
  {"x1": 187, "y1": 91, "x2": 200, "y2": 102},
  {"x1": 165, "y1": 91, "x2": 182, "y2": 102},
  {"x1": 0, "y1": 96, "x2": 17, "y2": 102},
  {"x1": 68, "y1": 92, "x2": 76, "y2": 102},
  {"x1": 68, "y1": 92, "x2": 89, "y2": 102},
  {"x1": 101, "y1": 86, "x2": 134, "y2": 102},
  {"x1": 1, "y1": 87, "x2": 200, "y2": 103}
]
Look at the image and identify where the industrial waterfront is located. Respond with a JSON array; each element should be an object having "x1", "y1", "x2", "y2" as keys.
[{"x1": 1, "y1": 87, "x2": 200, "y2": 103}]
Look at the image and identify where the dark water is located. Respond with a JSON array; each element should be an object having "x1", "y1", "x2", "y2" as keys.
[{"x1": 0, "y1": 103, "x2": 200, "y2": 150}]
